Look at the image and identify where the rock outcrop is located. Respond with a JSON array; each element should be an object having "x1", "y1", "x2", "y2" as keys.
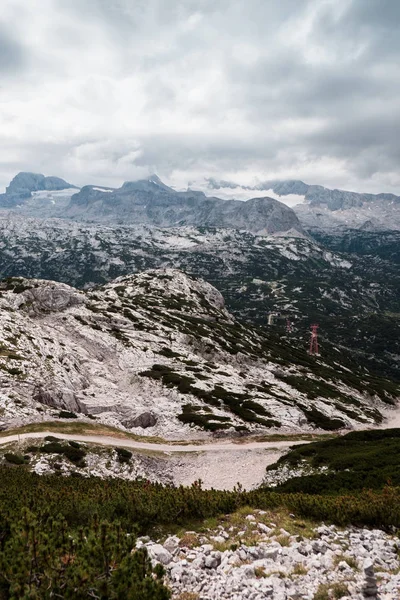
[{"x1": 136, "y1": 514, "x2": 400, "y2": 600}]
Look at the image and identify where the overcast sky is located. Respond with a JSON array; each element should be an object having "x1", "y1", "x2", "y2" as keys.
[{"x1": 1, "y1": 0, "x2": 400, "y2": 195}]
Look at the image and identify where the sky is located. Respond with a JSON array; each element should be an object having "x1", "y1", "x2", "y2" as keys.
[{"x1": 1, "y1": 0, "x2": 400, "y2": 197}]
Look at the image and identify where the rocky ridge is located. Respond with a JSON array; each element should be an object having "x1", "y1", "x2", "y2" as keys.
[
  {"x1": 66, "y1": 179, "x2": 305, "y2": 235},
  {"x1": 0, "y1": 270, "x2": 396, "y2": 436},
  {"x1": 0, "y1": 172, "x2": 76, "y2": 209}
]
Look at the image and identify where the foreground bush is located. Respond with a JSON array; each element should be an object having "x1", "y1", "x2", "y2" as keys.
[
  {"x1": 0, "y1": 510, "x2": 170, "y2": 599},
  {"x1": 0, "y1": 469, "x2": 399, "y2": 534}
]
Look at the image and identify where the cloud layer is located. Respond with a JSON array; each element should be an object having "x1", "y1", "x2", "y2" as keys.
[{"x1": 1, "y1": 0, "x2": 399, "y2": 195}]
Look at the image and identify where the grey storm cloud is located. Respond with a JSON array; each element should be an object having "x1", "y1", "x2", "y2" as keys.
[
  {"x1": 0, "y1": 0, "x2": 400, "y2": 194},
  {"x1": 0, "y1": 26, "x2": 25, "y2": 74}
]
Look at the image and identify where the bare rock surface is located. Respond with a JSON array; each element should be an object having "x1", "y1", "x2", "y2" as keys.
[
  {"x1": 126, "y1": 412, "x2": 158, "y2": 428},
  {"x1": 137, "y1": 514, "x2": 400, "y2": 599}
]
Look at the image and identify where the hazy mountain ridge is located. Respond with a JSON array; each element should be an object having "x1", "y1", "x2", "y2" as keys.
[
  {"x1": 0, "y1": 172, "x2": 76, "y2": 209},
  {"x1": 206, "y1": 177, "x2": 400, "y2": 231},
  {"x1": 66, "y1": 177, "x2": 305, "y2": 235},
  {"x1": 0, "y1": 172, "x2": 305, "y2": 236},
  {"x1": 5, "y1": 170, "x2": 400, "y2": 232},
  {"x1": 207, "y1": 177, "x2": 400, "y2": 210}
]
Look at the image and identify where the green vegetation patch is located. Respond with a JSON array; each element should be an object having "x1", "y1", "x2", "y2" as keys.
[
  {"x1": 300, "y1": 405, "x2": 346, "y2": 431},
  {"x1": 177, "y1": 404, "x2": 232, "y2": 431},
  {"x1": 140, "y1": 366, "x2": 281, "y2": 429},
  {"x1": 115, "y1": 447, "x2": 132, "y2": 463},
  {"x1": 267, "y1": 428, "x2": 400, "y2": 493},
  {"x1": 35, "y1": 440, "x2": 87, "y2": 466},
  {"x1": 58, "y1": 410, "x2": 78, "y2": 419},
  {"x1": 4, "y1": 453, "x2": 29, "y2": 465}
]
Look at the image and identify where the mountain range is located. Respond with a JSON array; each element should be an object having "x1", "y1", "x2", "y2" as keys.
[
  {"x1": 207, "y1": 177, "x2": 400, "y2": 231},
  {"x1": 0, "y1": 172, "x2": 304, "y2": 236},
  {"x1": 3, "y1": 170, "x2": 400, "y2": 233}
]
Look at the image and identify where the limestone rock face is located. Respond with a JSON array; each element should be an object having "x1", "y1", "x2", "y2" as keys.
[
  {"x1": 20, "y1": 283, "x2": 83, "y2": 315},
  {"x1": 33, "y1": 387, "x2": 87, "y2": 414},
  {"x1": 147, "y1": 544, "x2": 173, "y2": 566}
]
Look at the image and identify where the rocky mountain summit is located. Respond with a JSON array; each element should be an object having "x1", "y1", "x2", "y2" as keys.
[
  {"x1": 65, "y1": 175, "x2": 305, "y2": 235},
  {"x1": 6, "y1": 172, "x2": 74, "y2": 196},
  {"x1": 0, "y1": 270, "x2": 396, "y2": 435},
  {"x1": 0, "y1": 172, "x2": 76, "y2": 209}
]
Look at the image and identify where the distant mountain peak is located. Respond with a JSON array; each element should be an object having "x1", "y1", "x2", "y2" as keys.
[
  {"x1": 0, "y1": 171, "x2": 305, "y2": 236},
  {"x1": 120, "y1": 175, "x2": 174, "y2": 194},
  {"x1": 6, "y1": 172, "x2": 76, "y2": 195},
  {"x1": 147, "y1": 174, "x2": 163, "y2": 185},
  {"x1": 0, "y1": 172, "x2": 77, "y2": 210}
]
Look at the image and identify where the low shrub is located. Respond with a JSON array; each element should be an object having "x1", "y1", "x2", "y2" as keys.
[
  {"x1": 267, "y1": 428, "x2": 400, "y2": 493},
  {"x1": 4, "y1": 453, "x2": 26, "y2": 465},
  {"x1": 58, "y1": 410, "x2": 78, "y2": 419},
  {"x1": 116, "y1": 448, "x2": 132, "y2": 463}
]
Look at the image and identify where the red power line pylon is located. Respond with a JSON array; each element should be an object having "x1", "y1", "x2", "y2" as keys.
[{"x1": 309, "y1": 324, "x2": 319, "y2": 355}]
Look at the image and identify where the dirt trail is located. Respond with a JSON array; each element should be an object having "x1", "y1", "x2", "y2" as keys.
[
  {"x1": 0, "y1": 431, "x2": 305, "y2": 453},
  {"x1": 0, "y1": 431, "x2": 307, "y2": 490}
]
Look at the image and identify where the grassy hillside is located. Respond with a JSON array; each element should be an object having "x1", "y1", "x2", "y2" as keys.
[{"x1": 265, "y1": 428, "x2": 400, "y2": 493}]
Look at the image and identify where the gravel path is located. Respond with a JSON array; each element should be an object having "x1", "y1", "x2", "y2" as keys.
[
  {"x1": 170, "y1": 449, "x2": 286, "y2": 490},
  {"x1": 0, "y1": 431, "x2": 306, "y2": 453}
]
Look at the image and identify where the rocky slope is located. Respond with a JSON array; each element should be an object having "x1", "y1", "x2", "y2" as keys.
[{"x1": 0, "y1": 270, "x2": 397, "y2": 436}]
